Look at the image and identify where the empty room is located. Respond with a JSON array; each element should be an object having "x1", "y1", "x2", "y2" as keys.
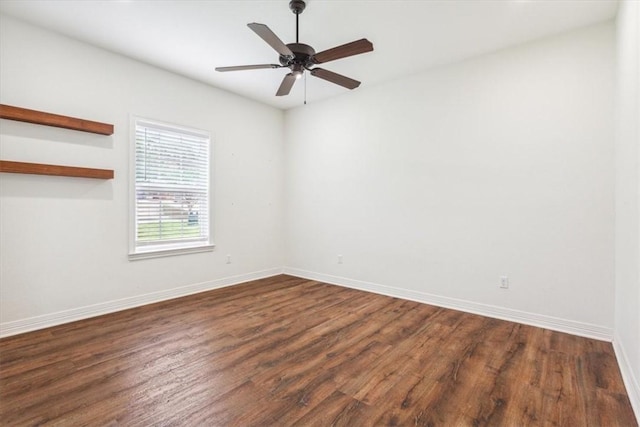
[{"x1": 0, "y1": 0, "x2": 638, "y2": 425}]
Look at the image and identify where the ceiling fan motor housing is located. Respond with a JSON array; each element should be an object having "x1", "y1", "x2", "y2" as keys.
[{"x1": 280, "y1": 43, "x2": 316, "y2": 70}]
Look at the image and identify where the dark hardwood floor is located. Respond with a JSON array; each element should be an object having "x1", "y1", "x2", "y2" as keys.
[{"x1": 0, "y1": 275, "x2": 637, "y2": 426}]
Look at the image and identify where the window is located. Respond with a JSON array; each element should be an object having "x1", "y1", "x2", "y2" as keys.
[{"x1": 129, "y1": 118, "x2": 213, "y2": 259}]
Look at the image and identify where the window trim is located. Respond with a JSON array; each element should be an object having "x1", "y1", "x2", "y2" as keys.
[{"x1": 128, "y1": 115, "x2": 214, "y2": 261}]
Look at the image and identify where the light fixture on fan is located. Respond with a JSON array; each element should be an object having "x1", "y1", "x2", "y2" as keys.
[{"x1": 292, "y1": 64, "x2": 304, "y2": 80}]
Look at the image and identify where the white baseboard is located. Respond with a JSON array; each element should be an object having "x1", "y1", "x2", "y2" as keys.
[
  {"x1": 283, "y1": 267, "x2": 614, "y2": 342},
  {"x1": 3, "y1": 266, "x2": 613, "y2": 342},
  {"x1": 613, "y1": 334, "x2": 640, "y2": 422},
  {"x1": 0, "y1": 268, "x2": 283, "y2": 338}
]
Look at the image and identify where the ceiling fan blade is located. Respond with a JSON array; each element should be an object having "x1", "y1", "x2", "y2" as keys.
[
  {"x1": 215, "y1": 64, "x2": 282, "y2": 72},
  {"x1": 248, "y1": 23, "x2": 294, "y2": 58},
  {"x1": 310, "y1": 68, "x2": 361, "y2": 90},
  {"x1": 276, "y1": 73, "x2": 297, "y2": 96},
  {"x1": 312, "y1": 39, "x2": 373, "y2": 64},
  {"x1": 216, "y1": 64, "x2": 284, "y2": 72}
]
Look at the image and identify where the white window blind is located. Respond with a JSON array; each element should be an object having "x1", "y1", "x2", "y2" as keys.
[{"x1": 132, "y1": 119, "x2": 211, "y2": 257}]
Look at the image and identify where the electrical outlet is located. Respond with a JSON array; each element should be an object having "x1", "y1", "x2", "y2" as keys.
[
  {"x1": 226, "y1": 255, "x2": 232, "y2": 264},
  {"x1": 338, "y1": 255, "x2": 343, "y2": 264},
  {"x1": 500, "y1": 276, "x2": 509, "y2": 289}
]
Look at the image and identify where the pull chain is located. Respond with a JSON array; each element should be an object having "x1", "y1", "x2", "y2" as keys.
[{"x1": 304, "y1": 72, "x2": 307, "y2": 105}]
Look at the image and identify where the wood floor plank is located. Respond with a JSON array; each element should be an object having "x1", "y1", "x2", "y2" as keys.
[
  {"x1": 290, "y1": 390, "x2": 372, "y2": 427},
  {"x1": 0, "y1": 274, "x2": 636, "y2": 426}
]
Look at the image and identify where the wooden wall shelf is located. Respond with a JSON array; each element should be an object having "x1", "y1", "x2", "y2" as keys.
[
  {"x1": 0, "y1": 161, "x2": 114, "y2": 180},
  {"x1": 0, "y1": 104, "x2": 114, "y2": 135},
  {"x1": 0, "y1": 104, "x2": 114, "y2": 179}
]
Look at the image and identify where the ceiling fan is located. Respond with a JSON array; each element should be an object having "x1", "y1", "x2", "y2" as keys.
[{"x1": 215, "y1": 0, "x2": 374, "y2": 97}]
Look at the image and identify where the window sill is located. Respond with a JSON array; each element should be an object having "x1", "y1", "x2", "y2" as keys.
[{"x1": 128, "y1": 244, "x2": 215, "y2": 261}]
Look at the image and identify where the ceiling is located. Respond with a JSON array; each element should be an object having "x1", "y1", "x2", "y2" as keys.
[{"x1": 0, "y1": 0, "x2": 618, "y2": 110}]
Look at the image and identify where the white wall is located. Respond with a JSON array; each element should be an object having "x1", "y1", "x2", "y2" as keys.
[
  {"x1": 0, "y1": 15, "x2": 285, "y2": 334},
  {"x1": 614, "y1": 0, "x2": 640, "y2": 416},
  {"x1": 285, "y1": 23, "x2": 616, "y2": 337}
]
